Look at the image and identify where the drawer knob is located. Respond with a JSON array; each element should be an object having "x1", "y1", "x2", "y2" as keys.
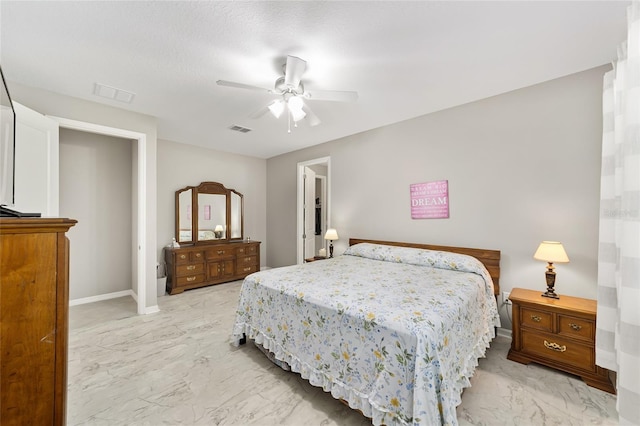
[
  {"x1": 186, "y1": 265, "x2": 196, "y2": 271},
  {"x1": 243, "y1": 267, "x2": 251, "y2": 272},
  {"x1": 530, "y1": 315, "x2": 542, "y2": 322},
  {"x1": 245, "y1": 257, "x2": 250, "y2": 262},
  {"x1": 217, "y1": 250, "x2": 224, "y2": 255},
  {"x1": 195, "y1": 253, "x2": 202, "y2": 258},
  {"x1": 186, "y1": 276, "x2": 196, "y2": 282},
  {"x1": 569, "y1": 323, "x2": 582, "y2": 331},
  {"x1": 544, "y1": 340, "x2": 567, "y2": 352},
  {"x1": 179, "y1": 254, "x2": 187, "y2": 260}
]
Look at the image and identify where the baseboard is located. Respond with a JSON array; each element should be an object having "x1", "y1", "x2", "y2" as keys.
[
  {"x1": 142, "y1": 305, "x2": 160, "y2": 314},
  {"x1": 497, "y1": 327, "x2": 512, "y2": 339},
  {"x1": 69, "y1": 289, "x2": 135, "y2": 306}
]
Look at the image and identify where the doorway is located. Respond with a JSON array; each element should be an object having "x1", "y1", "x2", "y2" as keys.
[
  {"x1": 59, "y1": 129, "x2": 134, "y2": 309},
  {"x1": 51, "y1": 116, "x2": 151, "y2": 315},
  {"x1": 296, "y1": 156, "x2": 330, "y2": 264}
]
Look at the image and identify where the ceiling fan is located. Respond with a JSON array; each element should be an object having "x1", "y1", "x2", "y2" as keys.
[{"x1": 217, "y1": 55, "x2": 358, "y2": 131}]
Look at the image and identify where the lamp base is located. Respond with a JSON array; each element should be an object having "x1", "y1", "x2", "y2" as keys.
[{"x1": 541, "y1": 266, "x2": 559, "y2": 299}]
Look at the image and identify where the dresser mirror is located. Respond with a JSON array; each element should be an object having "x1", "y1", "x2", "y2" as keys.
[{"x1": 175, "y1": 182, "x2": 244, "y2": 244}]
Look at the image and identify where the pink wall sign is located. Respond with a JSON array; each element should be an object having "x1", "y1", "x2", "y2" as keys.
[{"x1": 410, "y1": 180, "x2": 449, "y2": 219}]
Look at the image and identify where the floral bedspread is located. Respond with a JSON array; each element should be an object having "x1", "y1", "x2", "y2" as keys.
[{"x1": 231, "y1": 243, "x2": 500, "y2": 426}]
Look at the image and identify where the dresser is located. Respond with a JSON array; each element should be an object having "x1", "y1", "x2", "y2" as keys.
[
  {"x1": 0, "y1": 217, "x2": 77, "y2": 425},
  {"x1": 507, "y1": 287, "x2": 615, "y2": 394},
  {"x1": 165, "y1": 241, "x2": 260, "y2": 294}
]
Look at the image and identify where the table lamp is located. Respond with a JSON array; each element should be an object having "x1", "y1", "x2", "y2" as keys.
[
  {"x1": 324, "y1": 228, "x2": 339, "y2": 258},
  {"x1": 533, "y1": 241, "x2": 570, "y2": 299}
]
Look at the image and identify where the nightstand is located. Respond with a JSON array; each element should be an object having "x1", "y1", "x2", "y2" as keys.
[{"x1": 507, "y1": 288, "x2": 615, "y2": 394}]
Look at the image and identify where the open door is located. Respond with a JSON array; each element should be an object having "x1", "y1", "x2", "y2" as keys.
[
  {"x1": 303, "y1": 166, "x2": 316, "y2": 260},
  {"x1": 297, "y1": 156, "x2": 330, "y2": 264},
  {"x1": 13, "y1": 102, "x2": 59, "y2": 216}
]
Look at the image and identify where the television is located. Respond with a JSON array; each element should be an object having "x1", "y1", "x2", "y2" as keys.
[{"x1": 0, "y1": 65, "x2": 16, "y2": 214}]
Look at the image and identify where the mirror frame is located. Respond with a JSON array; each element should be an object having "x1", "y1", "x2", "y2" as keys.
[{"x1": 175, "y1": 181, "x2": 244, "y2": 245}]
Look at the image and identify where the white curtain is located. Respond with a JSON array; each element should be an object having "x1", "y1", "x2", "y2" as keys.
[{"x1": 596, "y1": 2, "x2": 640, "y2": 424}]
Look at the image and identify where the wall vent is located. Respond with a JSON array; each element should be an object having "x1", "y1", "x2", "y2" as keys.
[{"x1": 229, "y1": 125, "x2": 252, "y2": 133}]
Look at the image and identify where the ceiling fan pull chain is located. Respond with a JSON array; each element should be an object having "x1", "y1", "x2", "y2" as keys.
[{"x1": 288, "y1": 110, "x2": 292, "y2": 133}]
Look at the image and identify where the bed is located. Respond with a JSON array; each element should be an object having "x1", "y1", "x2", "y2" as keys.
[{"x1": 231, "y1": 238, "x2": 501, "y2": 425}]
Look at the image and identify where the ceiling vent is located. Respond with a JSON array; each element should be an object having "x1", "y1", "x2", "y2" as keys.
[
  {"x1": 229, "y1": 125, "x2": 252, "y2": 133},
  {"x1": 93, "y1": 82, "x2": 136, "y2": 103}
]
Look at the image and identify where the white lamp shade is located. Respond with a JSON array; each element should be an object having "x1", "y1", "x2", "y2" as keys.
[
  {"x1": 324, "y1": 228, "x2": 339, "y2": 240},
  {"x1": 288, "y1": 95, "x2": 304, "y2": 110},
  {"x1": 268, "y1": 100, "x2": 284, "y2": 118},
  {"x1": 288, "y1": 96, "x2": 306, "y2": 122},
  {"x1": 289, "y1": 106, "x2": 306, "y2": 122},
  {"x1": 533, "y1": 241, "x2": 569, "y2": 263},
  {"x1": 214, "y1": 225, "x2": 224, "y2": 232}
]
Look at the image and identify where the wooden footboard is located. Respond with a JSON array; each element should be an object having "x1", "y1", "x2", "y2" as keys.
[{"x1": 349, "y1": 238, "x2": 501, "y2": 296}]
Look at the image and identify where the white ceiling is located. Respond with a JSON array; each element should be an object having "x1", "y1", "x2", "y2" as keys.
[{"x1": 0, "y1": 1, "x2": 629, "y2": 159}]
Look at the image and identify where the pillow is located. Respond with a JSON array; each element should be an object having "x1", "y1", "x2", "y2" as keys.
[{"x1": 344, "y1": 243, "x2": 490, "y2": 279}]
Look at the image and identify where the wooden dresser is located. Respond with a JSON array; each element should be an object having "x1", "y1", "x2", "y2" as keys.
[
  {"x1": 165, "y1": 240, "x2": 260, "y2": 294},
  {"x1": 0, "y1": 217, "x2": 77, "y2": 425},
  {"x1": 507, "y1": 287, "x2": 615, "y2": 394}
]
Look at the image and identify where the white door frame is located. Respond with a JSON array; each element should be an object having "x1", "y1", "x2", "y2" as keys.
[
  {"x1": 50, "y1": 116, "x2": 148, "y2": 315},
  {"x1": 296, "y1": 156, "x2": 330, "y2": 265}
]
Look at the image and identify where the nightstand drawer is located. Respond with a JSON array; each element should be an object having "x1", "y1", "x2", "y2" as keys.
[
  {"x1": 558, "y1": 315, "x2": 594, "y2": 342},
  {"x1": 521, "y1": 330, "x2": 594, "y2": 372},
  {"x1": 521, "y1": 307, "x2": 552, "y2": 332}
]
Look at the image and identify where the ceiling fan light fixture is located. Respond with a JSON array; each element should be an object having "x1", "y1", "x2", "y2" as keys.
[
  {"x1": 287, "y1": 95, "x2": 306, "y2": 122},
  {"x1": 290, "y1": 107, "x2": 306, "y2": 122},
  {"x1": 287, "y1": 95, "x2": 304, "y2": 110},
  {"x1": 268, "y1": 100, "x2": 284, "y2": 118}
]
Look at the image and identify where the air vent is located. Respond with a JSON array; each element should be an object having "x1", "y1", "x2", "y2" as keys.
[
  {"x1": 229, "y1": 125, "x2": 252, "y2": 133},
  {"x1": 93, "y1": 82, "x2": 136, "y2": 103}
]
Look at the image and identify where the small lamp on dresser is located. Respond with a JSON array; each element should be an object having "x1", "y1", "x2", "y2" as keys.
[
  {"x1": 533, "y1": 241, "x2": 570, "y2": 299},
  {"x1": 324, "y1": 228, "x2": 339, "y2": 258}
]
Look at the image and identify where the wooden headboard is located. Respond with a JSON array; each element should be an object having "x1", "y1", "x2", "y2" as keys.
[{"x1": 349, "y1": 238, "x2": 501, "y2": 295}]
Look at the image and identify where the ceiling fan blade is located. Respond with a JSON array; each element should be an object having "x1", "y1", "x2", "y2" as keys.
[
  {"x1": 302, "y1": 104, "x2": 321, "y2": 127},
  {"x1": 216, "y1": 80, "x2": 272, "y2": 93},
  {"x1": 284, "y1": 56, "x2": 307, "y2": 89},
  {"x1": 249, "y1": 105, "x2": 270, "y2": 119},
  {"x1": 304, "y1": 89, "x2": 358, "y2": 102}
]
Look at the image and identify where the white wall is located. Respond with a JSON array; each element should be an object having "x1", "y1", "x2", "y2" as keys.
[
  {"x1": 9, "y1": 82, "x2": 159, "y2": 311},
  {"x1": 156, "y1": 138, "x2": 267, "y2": 267},
  {"x1": 267, "y1": 65, "x2": 609, "y2": 328},
  {"x1": 59, "y1": 128, "x2": 133, "y2": 300}
]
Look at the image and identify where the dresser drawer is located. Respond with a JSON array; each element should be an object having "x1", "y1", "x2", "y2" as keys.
[
  {"x1": 558, "y1": 315, "x2": 594, "y2": 342},
  {"x1": 237, "y1": 255, "x2": 257, "y2": 267},
  {"x1": 521, "y1": 330, "x2": 594, "y2": 372},
  {"x1": 521, "y1": 307, "x2": 552, "y2": 332},
  {"x1": 237, "y1": 264, "x2": 258, "y2": 276},
  {"x1": 176, "y1": 273, "x2": 205, "y2": 287},
  {"x1": 176, "y1": 263, "x2": 205, "y2": 277},
  {"x1": 206, "y1": 247, "x2": 234, "y2": 259},
  {"x1": 236, "y1": 244, "x2": 258, "y2": 256},
  {"x1": 175, "y1": 250, "x2": 204, "y2": 264}
]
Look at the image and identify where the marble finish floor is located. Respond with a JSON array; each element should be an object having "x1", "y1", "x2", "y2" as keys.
[{"x1": 68, "y1": 281, "x2": 618, "y2": 425}]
